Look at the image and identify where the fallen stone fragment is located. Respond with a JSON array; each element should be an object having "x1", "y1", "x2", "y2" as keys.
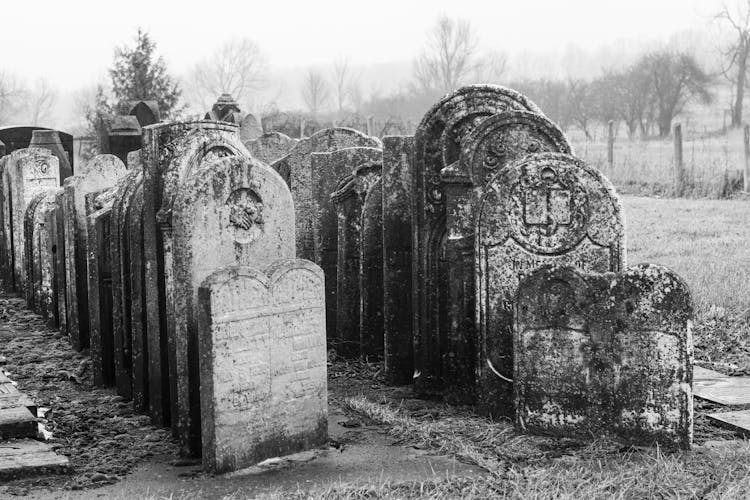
[
  {"x1": 0, "y1": 407, "x2": 38, "y2": 439},
  {"x1": 695, "y1": 377, "x2": 750, "y2": 405},
  {"x1": 0, "y1": 439, "x2": 70, "y2": 479},
  {"x1": 707, "y1": 410, "x2": 750, "y2": 435}
]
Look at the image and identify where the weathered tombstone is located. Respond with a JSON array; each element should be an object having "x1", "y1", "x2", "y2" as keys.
[
  {"x1": 411, "y1": 86, "x2": 544, "y2": 394},
  {"x1": 23, "y1": 192, "x2": 47, "y2": 309},
  {"x1": 0, "y1": 126, "x2": 74, "y2": 173},
  {"x1": 170, "y1": 154, "x2": 294, "y2": 456},
  {"x1": 128, "y1": 100, "x2": 160, "y2": 127},
  {"x1": 247, "y1": 132, "x2": 298, "y2": 165},
  {"x1": 87, "y1": 187, "x2": 120, "y2": 387},
  {"x1": 4, "y1": 149, "x2": 60, "y2": 291},
  {"x1": 30, "y1": 130, "x2": 73, "y2": 181},
  {"x1": 198, "y1": 260, "x2": 328, "y2": 472},
  {"x1": 515, "y1": 264, "x2": 693, "y2": 449},
  {"x1": 381, "y1": 136, "x2": 415, "y2": 384},
  {"x1": 62, "y1": 154, "x2": 127, "y2": 350},
  {"x1": 270, "y1": 127, "x2": 381, "y2": 260},
  {"x1": 105, "y1": 115, "x2": 142, "y2": 164},
  {"x1": 310, "y1": 146, "x2": 382, "y2": 343},
  {"x1": 52, "y1": 190, "x2": 67, "y2": 334},
  {"x1": 37, "y1": 191, "x2": 63, "y2": 326},
  {"x1": 205, "y1": 94, "x2": 243, "y2": 123},
  {"x1": 141, "y1": 120, "x2": 248, "y2": 428},
  {"x1": 476, "y1": 152, "x2": 625, "y2": 417},
  {"x1": 330, "y1": 161, "x2": 381, "y2": 357},
  {"x1": 239, "y1": 113, "x2": 263, "y2": 144},
  {"x1": 360, "y1": 177, "x2": 384, "y2": 358}
]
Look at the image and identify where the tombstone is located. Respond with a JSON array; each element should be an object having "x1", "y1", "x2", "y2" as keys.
[
  {"x1": 198, "y1": 260, "x2": 327, "y2": 472},
  {"x1": 239, "y1": 113, "x2": 263, "y2": 144},
  {"x1": 360, "y1": 177, "x2": 384, "y2": 359},
  {"x1": 381, "y1": 136, "x2": 415, "y2": 384},
  {"x1": 170, "y1": 154, "x2": 294, "y2": 456},
  {"x1": 30, "y1": 130, "x2": 73, "y2": 181},
  {"x1": 330, "y1": 161, "x2": 381, "y2": 357},
  {"x1": 515, "y1": 264, "x2": 693, "y2": 449},
  {"x1": 205, "y1": 94, "x2": 243, "y2": 124},
  {"x1": 476, "y1": 152, "x2": 625, "y2": 417},
  {"x1": 0, "y1": 126, "x2": 74, "y2": 174},
  {"x1": 62, "y1": 155, "x2": 127, "y2": 350},
  {"x1": 270, "y1": 127, "x2": 381, "y2": 260},
  {"x1": 0, "y1": 139, "x2": 6, "y2": 157},
  {"x1": 310, "y1": 146, "x2": 382, "y2": 343},
  {"x1": 52, "y1": 189, "x2": 68, "y2": 334},
  {"x1": 141, "y1": 120, "x2": 248, "y2": 428},
  {"x1": 128, "y1": 100, "x2": 160, "y2": 127},
  {"x1": 105, "y1": 115, "x2": 142, "y2": 163},
  {"x1": 3, "y1": 149, "x2": 60, "y2": 291},
  {"x1": 35, "y1": 191, "x2": 63, "y2": 325},
  {"x1": 23, "y1": 192, "x2": 47, "y2": 310},
  {"x1": 87, "y1": 187, "x2": 120, "y2": 387},
  {"x1": 411, "y1": 86, "x2": 545, "y2": 394},
  {"x1": 246, "y1": 132, "x2": 298, "y2": 165}
]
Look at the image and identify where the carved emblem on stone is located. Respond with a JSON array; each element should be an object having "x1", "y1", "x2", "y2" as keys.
[
  {"x1": 226, "y1": 188, "x2": 264, "y2": 244},
  {"x1": 508, "y1": 165, "x2": 589, "y2": 254}
]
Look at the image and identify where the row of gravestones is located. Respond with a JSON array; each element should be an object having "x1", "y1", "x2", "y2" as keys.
[
  {"x1": 0, "y1": 85, "x2": 695, "y2": 472},
  {"x1": 0, "y1": 121, "x2": 328, "y2": 473},
  {"x1": 261, "y1": 84, "x2": 694, "y2": 450}
]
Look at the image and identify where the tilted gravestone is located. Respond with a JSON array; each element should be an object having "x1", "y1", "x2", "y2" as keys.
[
  {"x1": 515, "y1": 264, "x2": 693, "y2": 449},
  {"x1": 170, "y1": 154, "x2": 294, "y2": 456},
  {"x1": 198, "y1": 260, "x2": 327, "y2": 472},
  {"x1": 270, "y1": 127, "x2": 381, "y2": 261},
  {"x1": 476, "y1": 153, "x2": 625, "y2": 417},
  {"x1": 329, "y1": 161, "x2": 381, "y2": 357},
  {"x1": 411, "y1": 86, "x2": 544, "y2": 394},
  {"x1": 310, "y1": 146, "x2": 382, "y2": 343},
  {"x1": 381, "y1": 136, "x2": 414, "y2": 384},
  {"x1": 141, "y1": 121, "x2": 248, "y2": 428},
  {"x1": 360, "y1": 177, "x2": 384, "y2": 359},
  {"x1": 247, "y1": 132, "x2": 298, "y2": 165},
  {"x1": 3, "y1": 148, "x2": 60, "y2": 291},
  {"x1": 62, "y1": 154, "x2": 127, "y2": 350}
]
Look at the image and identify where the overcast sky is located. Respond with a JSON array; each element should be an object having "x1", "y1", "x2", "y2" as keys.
[{"x1": 0, "y1": 0, "x2": 727, "y2": 92}]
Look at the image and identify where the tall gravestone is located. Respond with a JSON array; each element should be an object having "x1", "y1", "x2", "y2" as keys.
[
  {"x1": 270, "y1": 128, "x2": 381, "y2": 261},
  {"x1": 141, "y1": 121, "x2": 248, "y2": 428},
  {"x1": 198, "y1": 260, "x2": 327, "y2": 472},
  {"x1": 247, "y1": 132, "x2": 298, "y2": 165},
  {"x1": 360, "y1": 177, "x2": 384, "y2": 359},
  {"x1": 411, "y1": 86, "x2": 544, "y2": 394},
  {"x1": 170, "y1": 154, "x2": 294, "y2": 456},
  {"x1": 52, "y1": 190, "x2": 67, "y2": 334},
  {"x1": 381, "y1": 136, "x2": 415, "y2": 384},
  {"x1": 310, "y1": 147, "x2": 382, "y2": 343},
  {"x1": 23, "y1": 192, "x2": 47, "y2": 310},
  {"x1": 62, "y1": 154, "x2": 127, "y2": 350},
  {"x1": 515, "y1": 264, "x2": 693, "y2": 449},
  {"x1": 3, "y1": 149, "x2": 60, "y2": 291},
  {"x1": 330, "y1": 161, "x2": 381, "y2": 357},
  {"x1": 476, "y1": 153, "x2": 625, "y2": 416},
  {"x1": 34, "y1": 191, "x2": 63, "y2": 325}
]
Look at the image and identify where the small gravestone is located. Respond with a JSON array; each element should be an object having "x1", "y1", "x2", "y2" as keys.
[
  {"x1": 239, "y1": 113, "x2": 263, "y2": 144},
  {"x1": 311, "y1": 146, "x2": 382, "y2": 343},
  {"x1": 476, "y1": 152, "x2": 624, "y2": 416},
  {"x1": 29, "y1": 130, "x2": 73, "y2": 182},
  {"x1": 247, "y1": 132, "x2": 298, "y2": 165},
  {"x1": 3, "y1": 149, "x2": 60, "y2": 291},
  {"x1": 381, "y1": 136, "x2": 415, "y2": 384},
  {"x1": 62, "y1": 154, "x2": 126, "y2": 350},
  {"x1": 198, "y1": 260, "x2": 327, "y2": 473},
  {"x1": 515, "y1": 264, "x2": 693, "y2": 449},
  {"x1": 330, "y1": 161, "x2": 381, "y2": 357},
  {"x1": 270, "y1": 127, "x2": 381, "y2": 261},
  {"x1": 360, "y1": 177, "x2": 384, "y2": 358},
  {"x1": 170, "y1": 154, "x2": 294, "y2": 455}
]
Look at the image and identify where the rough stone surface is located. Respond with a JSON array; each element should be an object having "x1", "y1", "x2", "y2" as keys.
[
  {"x1": 310, "y1": 146, "x2": 382, "y2": 343},
  {"x1": 22, "y1": 192, "x2": 46, "y2": 311},
  {"x1": 171, "y1": 154, "x2": 294, "y2": 456},
  {"x1": 197, "y1": 260, "x2": 327, "y2": 473},
  {"x1": 29, "y1": 130, "x2": 73, "y2": 182},
  {"x1": 330, "y1": 162, "x2": 381, "y2": 357},
  {"x1": 3, "y1": 149, "x2": 60, "y2": 292},
  {"x1": 247, "y1": 132, "x2": 298, "y2": 165},
  {"x1": 34, "y1": 191, "x2": 63, "y2": 326},
  {"x1": 239, "y1": 113, "x2": 263, "y2": 144},
  {"x1": 62, "y1": 154, "x2": 126, "y2": 350},
  {"x1": 52, "y1": 190, "x2": 67, "y2": 335},
  {"x1": 270, "y1": 127, "x2": 381, "y2": 260},
  {"x1": 411, "y1": 86, "x2": 545, "y2": 395},
  {"x1": 476, "y1": 152, "x2": 624, "y2": 416},
  {"x1": 360, "y1": 177, "x2": 384, "y2": 359},
  {"x1": 381, "y1": 136, "x2": 415, "y2": 384},
  {"x1": 515, "y1": 264, "x2": 694, "y2": 449}
]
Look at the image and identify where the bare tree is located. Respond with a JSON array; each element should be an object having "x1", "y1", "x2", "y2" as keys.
[
  {"x1": 0, "y1": 70, "x2": 25, "y2": 125},
  {"x1": 301, "y1": 69, "x2": 330, "y2": 117},
  {"x1": 332, "y1": 56, "x2": 353, "y2": 114},
  {"x1": 474, "y1": 50, "x2": 508, "y2": 83},
  {"x1": 190, "y1": 38, "x2": 268, "y2": 110},
  {"x1": 413, "y1": 16, "x2": 479, "y2": 94},
  {"x1": 26, "y1": 77, "x2": 57, "y2": 125},
  {"x1": 715, "y1": 1, "x2": 750, "y2": 128}
]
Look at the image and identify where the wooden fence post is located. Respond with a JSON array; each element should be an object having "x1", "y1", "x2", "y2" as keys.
[
  {"x1": 744, "y1": 124, "x2": 750, "y2": 193},
  {"x1": 607, "y1": 120, "x2": 614, "y2": 168},
  {"x1": 673, "y1": 123, "x2": 684, "y2": 196}
]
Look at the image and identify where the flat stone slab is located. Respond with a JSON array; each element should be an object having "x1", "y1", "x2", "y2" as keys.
[
  {"x1": 0, "y1": 392, "x2": 36, "y2": 411},
  {"x1": 0, "y1": 439, "x2": 70, "y2": 479},
  {"x1": 707, "y1": 410, "x2": 750, "y2": 435},
  {"x1": 694, "y1": 376, "x2": 750, "y2": 405},
  {"x1": 694, "y1": 366, "x2": 726, "y2": 381},
  {"x1": 0, "y1": 407, "x2": 38, "y2": 439}
]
